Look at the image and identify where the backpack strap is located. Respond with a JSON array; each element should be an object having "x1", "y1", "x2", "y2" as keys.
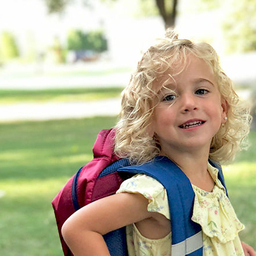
[
  {"x1": 118, "y1": 156, "x2": 203, "y2": 256},
  {"x1": 52, "y1": 127, "x2": 227, "y2": 256},
  {"x1": 95, "y1": 158, "x2": 131, "y2": 256},
  {"x1": 209, "y1": 158, "x2": 228, "y2": 196},
  {"x1": 118, "y1": 157, "x2": 227, "y2": 256}
]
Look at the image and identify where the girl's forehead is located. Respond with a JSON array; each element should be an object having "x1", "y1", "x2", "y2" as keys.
[{"x1": 153, "y1": 55, "x2": 216, "y2": 91}]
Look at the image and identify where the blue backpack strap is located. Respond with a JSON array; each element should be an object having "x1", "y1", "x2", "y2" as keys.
[
  {"x1": 103, "y1": 228, "x2": 128, "y2": 256},
  {"x1": 71, "y1": 159, "x2": 130, "y2": 256},
  {"x1": 208, "y1": 159, "x2": 228, "y2": 196},
  {"x1": 72, "y1": 166, "x2": 84, "y2": 211},
  {"x1": 96, "y1": 158, "x2": 130, "y2": 256},
  {"x1": 118, "y1": 156, "x2": 203, "y2": 256}
]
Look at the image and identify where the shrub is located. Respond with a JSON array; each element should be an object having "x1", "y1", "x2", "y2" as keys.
[
  {"x1": 67, "y1": 29, "x2": 108, "y2": 53},
  {"x1": 0, "y1": 31, "x2": 19, "y2": 62}
]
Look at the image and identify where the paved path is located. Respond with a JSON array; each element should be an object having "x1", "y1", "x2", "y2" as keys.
[
  {"x1": 0, "y1": 98, "x2": 121, "y2": 122},
  {"x1": 0, "y1": 72, "x2": 130, "y2": 90},
  {"x1": 0, "y1": 64, "x2": 128, "y2": 121},
  {"x1": 1, "y1": 54, "x2": 255, "y2": 122}
]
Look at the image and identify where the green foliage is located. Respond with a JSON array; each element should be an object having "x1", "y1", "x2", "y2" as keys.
[
  {"x1": 23, "y1": 32, "x2": 37, "y2": 63},
  {"x1": 182, "y1": 0, "x2": 256, "y2": 53},
  {"x1": 136, "y1": 0, "x2": 158, "y2": 17},
  {"x1": 67, "y1": 30, "x2": 86, "y2": 51},
  {"x1": 67, "y1": 29, "x2": 108, "y2": 52},
  {"x1": 183, "y1": 0, "x2": 221, "y2": 13},
  {"x1": 188, "y1": 0, "x2": 256, "y2": 53},
  {"x1": 44, "y1": 0, "x2": 74, "y2": 14},
  {"x1": 164, "y1": 0, "x2": 175, "y2": 15},
  {"x1": 0, "y1": 31, "x2": 19, "y2": 62},
  {"x1": 87, "y1": 30, "x2": 108, "y2": 52},
  {"x1": 48, "y1": 36, "x2": 66, "y2": 63},
  {"x1": 222, "y1": 0, "x2": 256, "y2": 53}
]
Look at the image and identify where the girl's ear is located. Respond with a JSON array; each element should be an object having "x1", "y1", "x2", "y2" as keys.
[{"x1": 221, "y1": 98, "x2": 229, "y2": 123}]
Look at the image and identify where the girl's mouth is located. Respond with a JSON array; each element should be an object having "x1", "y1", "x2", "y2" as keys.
[{"x1": 179, "y1": 121, "x2": 205, "y2": 129}]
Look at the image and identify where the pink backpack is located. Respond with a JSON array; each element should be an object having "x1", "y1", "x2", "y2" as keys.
[
  {"x1": 51, "y1": 128, "x2": 130, "y2": 256},
  {"x1": 52, "y1": 128, "x2": 223, "y2": 256}
]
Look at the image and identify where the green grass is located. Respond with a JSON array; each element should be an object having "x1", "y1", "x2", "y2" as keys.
[
  {"x1": 0, "y1": 87, "x2": 123, "y2": 104},
  {"x1": 0, "y1": 118, "x2": 255, "y2": 255},
  {"x1": 223, "y1": 163, "x2": 256, "y2": 247},
  {"x1": 222, "y1": 131, "x2": 256, "y2": 247},
  {"x1": 0, "y1": 117, "x2": 117, "y2": 256}
]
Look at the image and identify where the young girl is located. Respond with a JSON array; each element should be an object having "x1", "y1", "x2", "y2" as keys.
[{"x1": 61, "y1": 30, "x2": 255, "y2": 256}]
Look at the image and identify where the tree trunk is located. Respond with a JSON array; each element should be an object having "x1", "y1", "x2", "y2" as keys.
[{"x1": 155, "y1": 0, "x2": 178, "y2": 29}]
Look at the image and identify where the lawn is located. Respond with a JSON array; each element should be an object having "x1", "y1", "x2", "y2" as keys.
[
  {"x1": 0, "y1": 87, "x2": 123, "y2": 104},
  {"x1": 0, "y1": 116, "x2": 118, "y2": 256},
  {"x1": 0, "y1": 117, "x2": 255, "y2": 255}
]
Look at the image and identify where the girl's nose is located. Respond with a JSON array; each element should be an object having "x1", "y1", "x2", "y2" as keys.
[{"x1": 181, "y1": 94, "x2": 198, "y2": 113}]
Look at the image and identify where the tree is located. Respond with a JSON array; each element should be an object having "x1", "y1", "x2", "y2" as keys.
[
  {"x1": 221, "y1": 0, "x2": 256, "y2": 53},
  {"x1": 155, "y1": 0, "x2": 178, "y2": 28},
  {"x1": 67, "y1": 30, "x2": 107, "y2": 52},
  {"x1": 43, "y1": 0, "x2": 178, "y2": 28},
  {"x1": 0, "y1": 31, "x2": 19, "y2": 62},
  {"x1": 43, "y1": 0, "x2": 74, "y2": 14},
  {"x1": 185, "y1": 0, "x2": 256, "y2": 54}
]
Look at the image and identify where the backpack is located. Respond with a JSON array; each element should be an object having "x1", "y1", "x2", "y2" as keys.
[
  {"x1": 52, "y1": 128, "x2": 227, "y2": 256},
  {"x1": 51, "y1": 128, "x2": 131, "y2": 256}
]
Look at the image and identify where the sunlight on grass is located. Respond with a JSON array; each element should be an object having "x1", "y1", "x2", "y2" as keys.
[
  {"x1": 49, "y1": 92, "x2": 121, "y2": 102},
  {"x1": 0, "y1": 178, "x2": 65, "y2": 256},
  {"x1": 0, "y1": 145, "x2": 93, "y2": 164},
  {"x1": 0, "y1": 150, "x2": 28, "y2": 161},
  {"x1": 51, "y1": 153, "x2": 93, "y2": 164},
  {"x1": 0, "y1": 87, "x2": 123, "y2": 104},
  {"x1": 222, "y1": 161, "x2": 256, "y2": 248},
  {"x1": 0, "y1": 178, "x2": 68, "y2": 199},
  {"x1": 223, "y1": 162, "x2": 256, "y2": 179}
]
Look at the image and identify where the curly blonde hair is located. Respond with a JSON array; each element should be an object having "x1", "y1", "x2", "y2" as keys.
[{"x1": 114, "y1": 30, "x2": 252, "y2": 165}]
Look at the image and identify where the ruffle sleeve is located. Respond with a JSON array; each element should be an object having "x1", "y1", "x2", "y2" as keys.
[{"x1": 116, "y1": 174, "x2": 170, "y2": 220}]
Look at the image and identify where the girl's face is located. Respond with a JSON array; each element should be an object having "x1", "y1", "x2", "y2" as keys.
[{"x1": 152, "y1": 54, "x2": 227, "y2": 157}]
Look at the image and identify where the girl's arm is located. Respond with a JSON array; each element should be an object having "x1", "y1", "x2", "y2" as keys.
[
  {"x1": 242, "y1": 242, "x2": 256, "y2": 256},
  {"x1": 61, "y1": 192, "x2": 153, "y2": 256}
]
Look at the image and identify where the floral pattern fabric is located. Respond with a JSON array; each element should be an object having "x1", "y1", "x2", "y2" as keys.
[
  {"x1": 116, "y1": 163, "x2": 245, "y2": 256},
  {"x1": 117, "y1": 174, "x2": 172, "y2": 256}
]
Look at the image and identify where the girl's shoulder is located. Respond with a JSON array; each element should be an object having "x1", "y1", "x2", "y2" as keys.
[
  {"x1": 117, "y1": 174, "x2": 170, "y2": 219},
  {"x1": 118, "y1": 174, "x2": 164, "y2": 195}
]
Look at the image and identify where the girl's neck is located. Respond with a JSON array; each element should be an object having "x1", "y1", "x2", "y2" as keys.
[
  {"x1": 162, "y1": 149, "x2": 215, "y2": 192},
  {"x1": 162, "y1": 148, "x2": 208, "y2": 172}
]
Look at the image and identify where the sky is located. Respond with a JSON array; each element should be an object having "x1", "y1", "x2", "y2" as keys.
[{"x1": 0, "y1": 0, "x2": 238, "y2": 62}]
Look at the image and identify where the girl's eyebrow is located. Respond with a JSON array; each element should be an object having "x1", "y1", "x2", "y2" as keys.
[
  {"x1": 157, "y1": 77, "x2": 216, "y2": 94},
  {"x1": 193, "y1": 78, "x2": 215, "y2": 86}
]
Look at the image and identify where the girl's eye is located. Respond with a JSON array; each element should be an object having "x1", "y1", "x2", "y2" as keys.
[
  {"x1": 195, "y1": 89, "x2": 209, "y2": 95},
  {"x1": 162, "y1": 94, "x2": 176, "y2": 102}
]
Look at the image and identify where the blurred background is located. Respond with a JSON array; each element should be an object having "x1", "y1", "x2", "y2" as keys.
[{"x1": 0, "y1": 0, "x2": 255, "y2": 255}]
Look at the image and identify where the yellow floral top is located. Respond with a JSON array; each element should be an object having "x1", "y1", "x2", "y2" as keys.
[{"x1": 116, "y1": 163, "x2": 245, "y2": 256}]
